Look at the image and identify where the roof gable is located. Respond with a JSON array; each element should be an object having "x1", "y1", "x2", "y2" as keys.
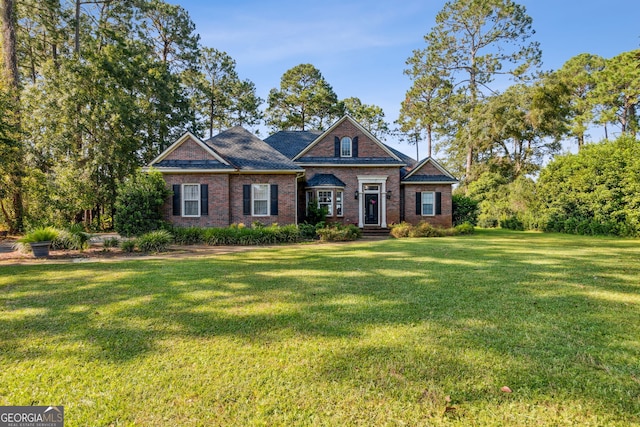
[
  {"x1": 293, "y1": 115, "x2": 403, "y2": 162},
  {"x1": 402, "y1": 157, "x2": 458, "y2": 184},
  {"x1": 149, "y1": 132, "x2": 230, "y2": 167}
]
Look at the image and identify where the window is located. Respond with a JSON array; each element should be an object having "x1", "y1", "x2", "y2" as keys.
[
  {"x1": 183, "y1": 184, "x2": 200, "y2": 217},
  {"x1": 340, "y1": 137, "x2": 352, "y2": 157},
  {"x1": 252, "y1": 184, "x2": 269, "y2": 216},
  {"x1": 318, "y1": 190, "x2": 333, "y2": 216},
  {"x1": 422, "y1": 191, "x2": 435, "y2": 216},
  {"x1": 336, "y1": 191, "x2": 343, "y2": 217}
]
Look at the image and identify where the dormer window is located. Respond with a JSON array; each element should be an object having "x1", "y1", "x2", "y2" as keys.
[{"x1": 340, "y1": 137, "x2": 352, "y2": 157}]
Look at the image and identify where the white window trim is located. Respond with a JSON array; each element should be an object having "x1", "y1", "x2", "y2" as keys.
[
  {"x1": 252, "y1": 183, "x2": 270, "y2": 217},
  {"x1": 340, "y1": 137, "x2": 352, "y2": 158},
  {"x1": 182, "y1": 183, "x2": 201, "y2": 218},
  {"x1": 317, "y1": 190, "x2": 334, "y2": 216},
  {"x1": 422, "y1": 191, "x2": 435, "y2": 217},
  {"x1": 336, "y1": 190, "x2": 344, "y2": 217}
]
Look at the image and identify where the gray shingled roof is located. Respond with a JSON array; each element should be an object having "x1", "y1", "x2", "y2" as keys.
[
  {"x1": 263, "y1": 130, "x2": 322, "y2": 159},
  {"x1": 402, "y1": 174, "x2": 458, "y2": 183},
  {"x1": 295, "y1": 157, "x2": 405, "y2": 165},
  {"x1": 205, "y1": 126, "x2": 303, "y2": 171},
  {"x1": 306, "y1": 174, "x2": 346, "y2": 187},
  {"x1": 154, "y1": 159, "x2": 233, "y2": 169}
]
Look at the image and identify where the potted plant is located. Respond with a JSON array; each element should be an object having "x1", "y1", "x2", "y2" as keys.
[{"x1": 17, "y1": 227, "x2": 59, "y2": 258}]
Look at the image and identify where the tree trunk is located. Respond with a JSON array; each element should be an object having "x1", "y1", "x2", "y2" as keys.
[
  {"x1": 426, "y1": 124, "x2": 432, "y2": 158},
  {"x1": 1, "y1": 0, "x2": 24, "y2": 232}
]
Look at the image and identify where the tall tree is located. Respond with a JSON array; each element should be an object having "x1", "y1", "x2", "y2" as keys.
[
  {"x1": 548, "y1": 53, "x2": 604, "y2": 149},
  {"x1": 342, "y1": 97, "x2": 389, "y2": 139},
  {"x1": 266, "y1": 64, "x2": 341, "y2": 131},
  {"x1": 407, "y1": 0, "x2": 541, "y2": 183},
  {"x1": 184, "y1": 48, "x2": 262, "y2": 137},
  {"x1": 398, "y1": 70, "x2": 453, "y2": 158},
  {"x1": 591, "y1": 50, "x2": 640, "y2": 137},
  {"x1": 1, "y1": 0, "x2": 25, "y2": 231},
  {"x1": 472, "y1": 83, "x2": 562, "y2": 179}
]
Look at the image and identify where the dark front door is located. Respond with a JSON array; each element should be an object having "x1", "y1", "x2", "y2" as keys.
[{"x1": 364, "y1": 194, "x2": 379, "y2": 225}]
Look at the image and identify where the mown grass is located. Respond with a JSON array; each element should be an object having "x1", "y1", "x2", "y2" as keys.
[{"x1": 1, "y1": 229, "x2": 639, "y2": 426}]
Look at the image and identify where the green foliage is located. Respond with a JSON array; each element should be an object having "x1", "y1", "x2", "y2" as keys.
[
  {"x1": 120, "y1": 239, "x2": 136, "y2": 253},
  {"x1": 407, "y1": 0, "x2": 541, "y2": 179},
  {"x1": 452, "y1": 194, "x2": 479, "y2": 226},
  {"x1": 305, "y1": 201, "x2": 328, "y2": 226},
  {"x1": 536, "y1": 135, "x2": 640, "y2": 236},
  {"x1": 171, "y1": 226, "x2": 206, "y2": 245},
  {"x1": 454, "y1": 221, "x2": 475, "y2": 235},
  {"x1": 500, "y1": 216, "x2": 525, "y2": 231},
  {"x1": 136, "y1": 230, "x2": 173, "y2": 253},
  {"x1": 114, "y1": 170, "x2": 171, "y2": 237},
  {"x1": 51, "y1": 224, "x2": 92, "y2": 251},
  {"x1": 266, "y1": 64, "x2": 343, "y2": 131},
  {"x1": 342, "y1": 97, "x2": 389, "y2": 138},
  {"x1": 17, "y1": 226, "x2": 59, "y2": 243},
  {"x1": 103, "y1": 237, "x2": 120, "y2": 249},
  {"x1": 390, "y1": 221, "x2": 474, "y2": 238},
  {"x1": 315, "y1": 223, "x2": 361, "y2": 242},
  {"x1": 467, "y1": 172, "x2": 537, "y2": 230}
]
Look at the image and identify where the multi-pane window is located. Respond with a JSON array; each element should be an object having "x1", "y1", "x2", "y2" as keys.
[
  {"x1": 318, "y1": 191, "x2": 333, "y2": 216},
  {"x1": 422, "y1": 191, "x2": 435, "y2": 216},
  {"x1": 183, "y1": 184, "x2": 200, "y2": 217},
  {"x1": 340, "y1": 137, "x2": 352, "y2": 157},
  {"x1": 252, "y1": 184, "x2": 269, "y2": 216},
  {"x1": 336, "y1": 191, "x2": 343, "y2": 216}
]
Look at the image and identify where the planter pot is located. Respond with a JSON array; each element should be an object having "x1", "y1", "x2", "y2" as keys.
[{"x1": 30, "y1": 241, "x2": 51, "y2": 258}]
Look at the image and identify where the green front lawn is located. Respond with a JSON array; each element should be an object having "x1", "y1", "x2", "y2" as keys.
[{"x1": 1, "y1": 230, "x2": 639, "y2": 426}]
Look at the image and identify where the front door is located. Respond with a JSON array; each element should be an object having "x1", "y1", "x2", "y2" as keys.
[{"x1": 364, "y1": 194, "x2": 379, "y2": 225}]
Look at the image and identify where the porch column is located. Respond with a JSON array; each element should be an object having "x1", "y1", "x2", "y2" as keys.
[
  {"x1": 357, "y1": 181, "x2": 364, "y2": 227},
  {"x1": 381, "y1": 180, "x2": 387, "y2": 228}
]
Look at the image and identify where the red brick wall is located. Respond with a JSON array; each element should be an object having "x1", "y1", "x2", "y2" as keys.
[
  {"x1": 403, "y1": 184, "x2": 453, "y2": 228},
  {"x1": 162, "y1": 174, "x2": 230, "y2": 227},
  {"x1": 412, "y1": 161, "x2": 443, "y2": 175},
  {"x1": 300, "y1": 166, "x2": 402, "y2": 226},
  {"x1": 161, "y1": 173, "x2": 299, "y2": 227},
  {"x1": 302, "y1": 121, "x2": 390, "y2": 158},
  {"x1": 229, "y1": 174, "x2": 298, "y2": 226},
  {"x1": 165, "y1": 137, "x2": 217, "y2": 161}
]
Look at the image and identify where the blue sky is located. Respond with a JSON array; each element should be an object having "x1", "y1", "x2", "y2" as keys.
[{"x1": 179, "y1": 0, "x2": 640, "y2": 158}]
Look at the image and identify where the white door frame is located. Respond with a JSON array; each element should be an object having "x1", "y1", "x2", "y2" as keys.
[{"x1": 357, "y1": 175, "x2": 388, "y2": 228}]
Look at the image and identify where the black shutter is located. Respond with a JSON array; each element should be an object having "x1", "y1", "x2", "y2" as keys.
[
  {"x1": 200, "y1": 184, "x2": 209, "y2": 216},
  {"x1": 270, "y1": 184, "x2": 278, "y2": 215},
  {"x1": 172, "y1": 185, "x2": 181, "y2": 216},
  {"x1": 435, "y1": 192, "x2": 442, "y2": 215},
  {"x1": 352, "y1": 136, "x2": 358, "y2": 157},
  {"x1": 334, "y1": 136, "x2": 340, "y2": 157},
  {"x1": 415, "y1": 191, "x2": 422, "y2": 215},
  {"x1": 243, "y1": 184, "x2": 251, "y2": 215}
]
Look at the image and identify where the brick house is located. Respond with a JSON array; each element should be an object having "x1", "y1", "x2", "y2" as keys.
[{"x1": 147, "y1": 115, "x2": 457, "y2": 229}]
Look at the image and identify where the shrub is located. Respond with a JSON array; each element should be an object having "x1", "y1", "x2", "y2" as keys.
[
  {"x1": 136, "y1": 230, "x2": 173, "y2": 253},
  {"x1": 454, "y1": 222, "x2": 475, "y2": 235},
  {"x1": 172, "y1": 226, "x2": 205, "y2": 245},
  {"x1": 316, "y1": 224, "x2": 361, "y2": 242},
  {"x1": 120, "y1": 240, "x2": 136, "y2": 253},
  {"x1": 389, "y1": 222, "x2": 412, "y2": 238},
  {"x1": 477, "y1": 214, "x2": 498, "y2": 228},
  {"x1": 103, "y1": 237, "x2": 120, "y2": 248},
  {"x1": 51, "y1": 224, "x2": 92, "y2": 251},
  {"x1": 409, "y1": 221, "x2": 445, "y2": 238},
  {"x1": 305, "y1": 201, "x2": 328, "y2": 225},
  {"x1": 114, "y1": 169, "x2": 171, "y2": 237},
  {"x1": 452, "y1": 194, "x2": 479, "y2": 226},
  {"x1": 298, "y1": 222, "x2": 318, "y2": 240},
  {"x1": 500, "y1": 215, "x2": 524, "y2": 231}
]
